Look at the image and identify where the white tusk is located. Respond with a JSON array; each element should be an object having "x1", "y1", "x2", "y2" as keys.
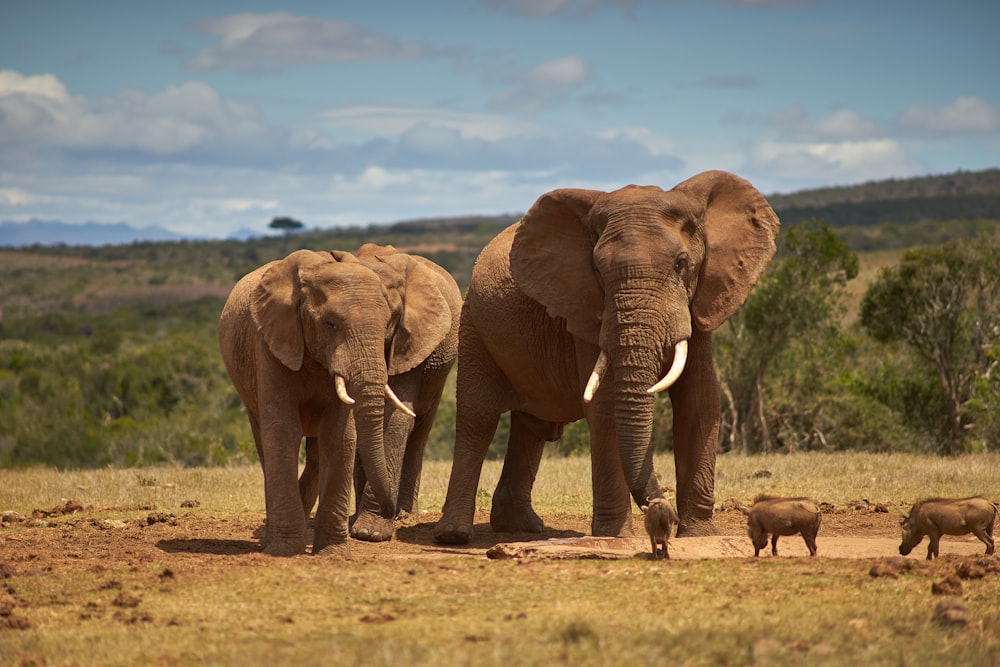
[
  {"x1": 335, "y1": 375, "x2": 355, "y2": 406},
  {"x1": 385, "y1": 384, "x2": 417, "y2": 418},
  {"x1": 583, "y1": 350, "x2": 608, "y2": 404},
  {"x1": 647, "y1": 339, "x2": 688, "y2": 395}
]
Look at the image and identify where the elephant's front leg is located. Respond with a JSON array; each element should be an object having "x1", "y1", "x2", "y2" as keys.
[
  {"x1": 490, "y1": 411, "x2": 558, "y2": 533},
  {"x1": 668, "y1": 330, "x2": 720, "y2": 536},
  {"x1": 258, "y1": 419, "x2": 308, "y2": 556},
  {"x1": 313, "y1": 415, "x2": 356, "y2": 558},
  {"x1": 585, "y1": 392, "x2": 635, "y2": 537},
  {"x1": 578, "y1": 343, "x2": 635, "y2": 538}
]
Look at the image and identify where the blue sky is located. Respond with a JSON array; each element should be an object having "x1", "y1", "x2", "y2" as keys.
[{"x1": 1, "y1": 0, "x2": 998, "y2": 239}]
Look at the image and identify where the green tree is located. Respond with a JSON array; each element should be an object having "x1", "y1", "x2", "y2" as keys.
[
  {"x1": 268, "y1": 216, "x2": 305, "y2": 234},
  {"x1": 860, "y1": 234, "x2": 1000, "y2": 453},
  {"x1": 716, "y1": 219, "x2": 859, "y2": 453}
]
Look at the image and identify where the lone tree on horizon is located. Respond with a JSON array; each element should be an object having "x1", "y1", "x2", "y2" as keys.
[{"x1": 268, "y1": 215, "x2": 305, "y2": 234}]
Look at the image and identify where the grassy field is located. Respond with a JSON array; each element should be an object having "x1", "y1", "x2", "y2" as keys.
[{"x1": 1, "y1": 453, "x2": 999, "y2": 666}]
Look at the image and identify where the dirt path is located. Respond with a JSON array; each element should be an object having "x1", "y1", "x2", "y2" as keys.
[{"x1": 2, "y1": 502, "x2": 991, "y2": 577}]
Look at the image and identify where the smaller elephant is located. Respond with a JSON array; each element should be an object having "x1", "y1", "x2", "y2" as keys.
[{"x1": 219, "y1": 244, "x2": 461, "y2": 557}]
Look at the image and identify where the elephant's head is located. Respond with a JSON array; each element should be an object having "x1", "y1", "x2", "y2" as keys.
[
  {"x1": 249, "y1": 245, "x2": 455, "y2": 516},
  {"x1": 509, "y1": 170, "x2": 779, "y2": 507}
]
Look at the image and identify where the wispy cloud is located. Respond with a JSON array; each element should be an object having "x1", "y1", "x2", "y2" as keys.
[
  {"x1": 185, "y1": 13, "x2": 440, "y2": 73},
  {"x1": 0, "y1": 70, "x2": 277, "y2": 157},
  {"x1": 481, "y1": 0, "x2": 642, "y2": 20},
  {"x1": 898, "y1": 96, "x2": 1000, "y2": 134},
  {"x1": 489, "y1": 55, "x2": 593, "y2": 112},
  {"x1": 686, "y1": 75, "x2": 762, "y2": 90}
]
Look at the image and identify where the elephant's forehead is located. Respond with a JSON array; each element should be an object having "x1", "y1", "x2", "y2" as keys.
[
  {"x1": 597, "y1": 186, "x2": 696, "y2": 218},
  {"x1": 303, "y1": 261, "x2": 379, "y2": 288}
]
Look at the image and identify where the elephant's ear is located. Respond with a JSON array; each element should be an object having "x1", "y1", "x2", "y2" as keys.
[
  {"x1": 509, "y1": 188, "x2": 605, "y2": 345},
  {"x1": 674, "y1": 170, "x2": 780, "y2": 332},
  {"x1": 250, "y1": 250, "x2": 324, "y2": 371},
  {"x1": 364, "y1": 249, "x2": 456, "y2": 376}
]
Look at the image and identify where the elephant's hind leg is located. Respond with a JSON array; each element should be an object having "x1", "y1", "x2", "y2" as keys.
[
  {"x1": 434, "y1": 402, "x2": 501, "y2": 544},
  {"x1": 490, "y1": 411, "x2": 560, "y2": 533}
]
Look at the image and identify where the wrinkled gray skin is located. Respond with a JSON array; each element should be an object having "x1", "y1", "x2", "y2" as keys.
[
  {"x1": 219, "y1": 245, "x2": 460, "y2": 557},
  {"x1": 434, "y1": 171, "x2": 779, "y2": 545},
  {"x1": 740, "y1": 496, "x2": 822, "y2": 557},
  {"x1": 642, "y1": 498, "x2": 679, "y2": 560},
  {"x1": 899, "y1": 497, "x2": 998, "y2": 560}
]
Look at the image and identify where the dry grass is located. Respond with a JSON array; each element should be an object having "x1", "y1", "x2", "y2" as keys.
[{"x1": 2, "y1": 453, "x2": 999, "y2": 667}]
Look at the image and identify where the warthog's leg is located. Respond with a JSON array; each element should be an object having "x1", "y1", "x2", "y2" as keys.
[
  {"x1": 802, "y1": 530, "x2": 818, "y2": 557},
  {"x1": 926, "y1": 529, "x2": 941, "y2": 559},
  {"x1": 971, "y1": 526, "x2": 995, "y2": 555},
  {"x1": 770, "y1": 534, "x2": 780, "y2": 556}
]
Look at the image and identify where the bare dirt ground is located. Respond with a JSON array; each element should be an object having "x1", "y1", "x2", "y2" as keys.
[{"x1": 1, "y1": 499, "x2": 991, "y2": 583}]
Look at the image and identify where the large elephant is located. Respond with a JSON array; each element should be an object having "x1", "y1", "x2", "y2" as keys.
[
  {"x1": 219, "y1": 244, "x2": 461, "y2": 557},
  {"x1": 434, "y1": 170, "x2": 779, "y2": 544}
]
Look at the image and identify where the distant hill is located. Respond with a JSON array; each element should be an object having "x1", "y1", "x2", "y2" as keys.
[
  {"x1": 2, "y1": 168, "x2": 998, "y2": 249},
  {"x1": 0, "y1": 219, "x2": 204, "y2": 247},
  {"x1": 767, "y1": 168, "x2": 1000, "y2": 207},
  {"x1": 767, "y1": 168, "x2": 1000, "y2": 228}
]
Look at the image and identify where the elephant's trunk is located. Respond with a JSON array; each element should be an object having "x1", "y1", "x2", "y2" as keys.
[
  {"x1": 611, "y1": 327, "x2": 662, "y2": 507},
  {"x1": 349, "y1": 362, "x2": 397, "y2": 519},
  {"x1": 606, "y1": 271, "x2": 690, "y2": 508}
]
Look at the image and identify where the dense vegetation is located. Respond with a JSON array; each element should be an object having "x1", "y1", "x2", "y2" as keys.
[{"x1": 1, "y1": 170, "x2": 999, "y2": 468}]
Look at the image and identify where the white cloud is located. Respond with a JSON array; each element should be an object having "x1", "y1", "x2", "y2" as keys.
[
  {"x1": 186, "y1": 13, "x2": 432, "y2": 72},
  {"x1": 482, "y1": 0, "x2": 641, "y2": 19},
  {"x1": 750, "y1": 137, "x2": 923, "y2": 185},
  {"x1": 207, "y1": 199, "x2": 280, "y2": 215},
  {"x1": 0, "y1": 186, "x2": 33, "y2": 207},
  {"x1": 767, "y1": 105, "x2": 879, "y2": 141},
  {"x1": 524, "y1": 56, "x2": 592, "y2": 87},
  {"x1": 0, "y1": 71, "x2": 272, "y2": 156},
  {"x1": 595, "y1": 126, "x2": 676, "y2": 156},
  {"x1": 813, "y1": 109, "x2": 879, "y2": 140},
  {"x1": 898, "y1": 96, "x2": 1000, "y2": 134},
  {"x1": 319, "y1": 106, "x2": 536, "y2": 141},
  {"x1": 489, "y1": 55, "x2": 593, "y2": 112}
]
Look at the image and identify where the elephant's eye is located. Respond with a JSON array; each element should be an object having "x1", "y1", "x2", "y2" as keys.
[
  {"x1": 323, "y1": 321, "x2": 338, "y2": 333},
  {"x1": 674, "y1": 256, "x2": 689, "y2": 274}
]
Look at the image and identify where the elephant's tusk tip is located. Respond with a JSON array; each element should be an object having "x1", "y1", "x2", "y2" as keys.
[
  {"x1": 335, "y1": 375, "x2": 356, "y2": 405},
  {"x1": 385, "y1": 384, "x2": 417, "y2": 417}
]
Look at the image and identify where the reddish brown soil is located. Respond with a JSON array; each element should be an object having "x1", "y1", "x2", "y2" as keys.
[{"x1": 0, "y1": 500, "x2": 992, "y2": 580}]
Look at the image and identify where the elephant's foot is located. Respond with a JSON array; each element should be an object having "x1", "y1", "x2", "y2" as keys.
[
  {"x1": 313, "y1": 541, "x2": 351, "y2": 559},
  {"x1": 490, "y1": 500, "x2": 543, "y2": 534},
  {"x1": 591, "y1": 514, "x2": 635, "y2": 538},
  {"x1": 676, "y1": 517, "x2": 720, "y2": 537},
  {"x1": 350, "y1": 512, "x2": 394, "y2": 542},
  {"x1": 261, "y1": 536, "x2": 306, "y2": 557},
  {"x1": 433, "y1": 517, "x2": 474, "y2": 545}
]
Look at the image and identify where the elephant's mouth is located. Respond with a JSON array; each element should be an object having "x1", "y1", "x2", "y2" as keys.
[
  {"x1": 333, "y1": 374, "x2": 416, "y2": 417},
  {"x1": 582, "y1": 339, "x2": 688, "y2": 403}
]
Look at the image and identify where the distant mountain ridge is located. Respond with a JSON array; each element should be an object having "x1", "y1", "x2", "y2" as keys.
[
  {"x1": 0, "y1": 219, "x2": 205, "y2": 247},
  {"x1": 3, "y1": 168, "x2": 998, "y2": 247},
  {"x1": 766, "y1": 168, "x2": 1000, "y2": 208}
]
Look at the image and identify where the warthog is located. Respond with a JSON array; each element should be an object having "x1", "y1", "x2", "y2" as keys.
[
  {"x1": 641, "y1": 498, "x2": 679, "y2": 560},
  {"x1": 741, "y1": 496, "x2": 822, "y2": 557},
  {"x1": 899, "y1": 497, "x2": 998, "y2": 560}
]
